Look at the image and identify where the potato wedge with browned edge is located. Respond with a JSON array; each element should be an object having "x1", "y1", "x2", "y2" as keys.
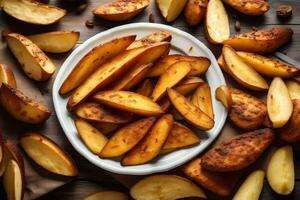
[
  {"x1": 75, "y1": 119, "x2": 108, "y2": 155},
  {"x1": 215, "y1": 85, "x2": 232, "y2": 108},
  {"x1": 2, "y1": 0, "x2": 66, "y2": 25},
  {"x1": 223, "y1": 27, "x2": 293, "y2": 53},
  {"x1": 19, "y1": 132, "x2": 78, "y2": 176},
  {"x1": 184, "y1": 0, "x2": 207, "y2": 26},
  {"x1": 156, "y1": 0, "x2": 188, "y2": 22},
  {"x1": 0, "y1": 64, "x2": 16, "y2": 88},
  {"x1": 67, "y1": 42, "x2": 170, "y2": 110},
  {"x1": 167, "y1": 88, "x2": 214, "y2": 130},
  {"x1": 130, "y1": 175, "x2": 206, "y2": 200},
  {"x1": 136, "y1": 79, "x2": 154, "y2": 97},
  {"x1": 99, "y1": 117, "x2": 156, "y2": 158},
  {"x1": 286, "y1": 80, "x2": 300, "y2": 100},
  {"x1": 0, "y1": 83, "x2": 50, "y2": 124},
  {"x1": 6, "y1": 33, "x2": 56, "y2": 81},
  {"x1": 28, "y1": 31, "x2": 80, "y2": 53},
  {"x1": 222, "y1": 0, "x2": 269, "y2": 16},
  {"x1": 122, "y1": 114, "x2": 173, "y2": 166},
  {"x1": 174, "y1": 77, "x2": 204, "y2": 95},
  {"x1": 223, "y1": 45, "x2": 268, "y2": 91},
  {"x1": 201, "y1": 128, "x2": 274, "y2": 172},
  {"x1": 84, "y1": 191, "x2": 129, "y2": 200},
  {"x1": 93, "y1": 0, "x2": 149, "y2": 21},
  {"x1": 183, "y1": 158, "x2": 242, "y2": 196},
  {"x1": 60, "y1": 35, "x2": 136, "y2": 95}
]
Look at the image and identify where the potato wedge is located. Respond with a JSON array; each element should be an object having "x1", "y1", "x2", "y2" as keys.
[
  {"x1": 223, "y1": 27, "x2": 293, "y2": 53},
  {"x1": 99, "y1": 117, "x2": 156, "y2": 158},
  {"x1": 232, "y1": 170, "x2": 265, "y2": 200},
  {"x1": 286, "y1": 80, "x2": 300, "y2": 100},
  {"x1": 136, "y1": 79, "x2": 154, "y2": 97},
  {"x1": 191, "y1": 82, "x2": 214, "y2": 119},
  {"x1": 237, "y1": 51, "x2": 299, "y2": 78},
  {"x1": 173, "y1": 76, "x2": 204, "y2": 95},
  {"x1": 122, "y1": 114, "x2": 173, "y2": 165},
  {"x1": 67, "y1": 42, "x2": 170, "y2": 110},
  {"x1": 6, "y1": 33, "x2": 56, "y2": 81},
  {"x1": 205, "y1": 0, "x2": 230, "y2": 44},
  {"x1": 267, "y1": 77, "x2": 293, "y2": 128},
  {"x1": 27, "y1": 31, "x2": 80, "y2": 53},
  {"x1": 60, "y1": 35, "x2": 136, "y2": 95},
  {"x1": 267, "y1": 146, "x2": 294, "y2": 195},
  {"x1": 0, "y1": 64, "x2": 16, "y2": 88},
  {"x1": 215, "y1": 85, "x2": 232, "y2": 108},
  {"x1": 84, "y1": 191, "x2": 128, "y2": 200},
  {"x1": 128, "y1": 31, "x2": 172, "y2": 50},
  {"x1": 148, "y1": 54, "x2": 210, "y2": 77},
  {"x1": 130, "y1": 175, "x2": 206, "y2": 200},
  {"x1": 75, "y1": 102, "x2": 132, "y2": 124},
  {"x1": 19, "y1": 132, "x2": 78, "y2": 176},
  {"x1": 222, "y1": 0, "x2": 269, "y2": 16},
  {"x1": 223, "y1": 45, "x2": 268, "y2": 91},
  {"x1": 152, "y1": 61, "x2": 191, "y2": 101},
  {"x1": 93, "y1": 0, "x2": 149, "y2": 21},
  {"x1": 201, "y1": 128, "x2": 274, "y2": 172},
  {"x1": 2, "y1": 0, "x2": 66, "y2": 25},
  {"x1": 167, "y1": 88, "x2": 214, "y2": 130},
  {"x1": 156, "y1": 0, "x2": 188, "y2": 22},
  {"x1": 91, "y1": 122, "x2": 119, "y2": 135},
  {"x1": 75, "y1": 119, "x2": 108, "y2": 155},
  {"x1": 161, "y1": 122, "x2": 200, "y2": 154},
  {"x1": 184, "y1": 0, "x2": 207, "y2": 26},
  {"x1": 217, "y1": 54, "x2": 229, "y2": 73},
  {"x1": 183, "y1": 158, "x2": 242, "y2": 196},
  {"x1": 0, "y1": 83, "x2": 50, "y2": 124}
]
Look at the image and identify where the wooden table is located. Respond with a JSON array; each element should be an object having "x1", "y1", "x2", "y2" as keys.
[{"x1": 0, "y1": 0, "x2": 299, "y2": 199}]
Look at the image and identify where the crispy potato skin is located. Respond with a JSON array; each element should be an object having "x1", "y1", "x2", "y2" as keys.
[
  {"x1": 222, "y1": 0, "x2": 269, "y2": 16},
  {"x1": 128, "y1": 31, "x2": 172, "y2": 49},
  {"x1": 201, "y1": 128, "x2": 274, "y2": 172},
  {"x1": 184, "y1": 0, "x2": 207, "y2": 26}
]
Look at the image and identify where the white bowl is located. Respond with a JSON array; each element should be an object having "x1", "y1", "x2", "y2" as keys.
[{"x1": 52, "y1": 23, "x2": 227, "y2": 175}]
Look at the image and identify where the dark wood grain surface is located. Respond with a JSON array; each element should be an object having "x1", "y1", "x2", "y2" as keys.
[{"x1": 0, "y1": 0, "x2": 300, "y2": 199}]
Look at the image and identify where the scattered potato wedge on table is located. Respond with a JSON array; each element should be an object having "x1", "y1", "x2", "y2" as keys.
[
  {"x1": 0, "y1": 64, "x2": 16, "y2": 88},
  {"x1": 286, "y1": 80, "x2": 300, "y2": 100},
  {"x1": 184, "y1": 0, "x2": 207, "y2": 26},
  {"x1": 84, "y1": 191, "x2": 129, "y2": 200},
  {"x1": 215, "y1": 85, "x2": 232, "y2": 109},
  {"x1": 156, "y1": 0, "x2": 188, "y2": 22},
  {"x1": 173, "y1": 76, "x2": 204, "y2": 95},
  {"x1": 136, "y1": 79, "x2": 154, "y2": 97},
  {"x1": 222, "y1": 0, "x2": 269, "y2": 16}
]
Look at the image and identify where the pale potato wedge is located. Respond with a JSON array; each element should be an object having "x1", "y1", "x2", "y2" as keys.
[
  {"x1": 28, "y1": 31, "x2": 80, "y2": 53},
  {"x1": 0, "y1": 83, "x2": 50, "y2": 124},
  {"x1": 122, "y1": 114, "x2": 173, "y2": 165},
  {"x1": 184, "y1": 0, "x2": 207, "y2": 26},
  {"x1": 286, "y1": 80, "x2": 300, "y2": 100},
  {"x1": 136, "y1": 79, "x2": 154, "y2": 97},
  {"x1": 222, "y1": 0, "x2": 269, "y2": 16},
  {"x1": 84, "y1": 191, "x2": 128, "y2": 200},
  {"x1": 6, "y1": 33, "x2": 56, "y2": 81},
  {"x1": 75, "y1": 119, "x2": 108, "y2": 155},
  {"x1": 2, "y1": 0, "x2": 66, "y2": 25},
  {"x1": 67, "y1": 42, "x2": 170, "y2": 110},
  {"x1": 148, "y1": 54, "x2": 210, "y2": 77},
  {"x1": 93, "y1": 0, "x2": 149, "y2": 21},
  {"x1": 130, "y1": 175, "x2": 206, "y2": 200},
  {"x1": 173, "y1": 76, "x2": 204, "y2": 95},
  {"x1": 232, "y1": 170, "x2": 265, "y2": 200},
  {"x1": 267, "y1": 77, "x2": 293, "y2": 128},
  {"x1": 167, "y1": 88, "x2": 214, "y2": 130},
  {"x1": 215, "y1": 85, "x2": 232, "y2": 108},
  {"x1": 191, "y1": 82, "x2": 214, "y2": 119},
  {"x1": 151, "y1": 61, "x2": 191, "y2": 101},
  {"x1": 267, "y1": 146, "x2": 294, "y2": 195},
  {"x1": 223, "y1": 45, "x2": 268, "y2": 91},
  {"x1": 0, "y1": 64, "x2": 16, "y2": 88},
  {"x1": 127, "y1": 31, "x2": 172, "y2": 50},
  {"x1": 223, "y1": 27, "x2": 293, "y2": 53},
  {"x1": 156, "y1": 0, "x2": 188, "y2": 22},
  {"x1": 161, "y1": 122, "x2": 200, "y2": 154},
  {"x1": 99, "y1": 117, "x2": 156, "y2": 158},
  {"x1": 60, "y1": 35, "x2": 136, "y2": 95},
  {"x1": 91, "y1": 122, "x2": 119, "y2": 135},
  {"x1": 19, "y1": 132, "x2": 78, "y2": 176},
  {"x1": 237, "y1": 51, "x2": 299, "y2": 78},
  {"x1": 205, "y1": 0, "x2": 230, "y2": 44}
]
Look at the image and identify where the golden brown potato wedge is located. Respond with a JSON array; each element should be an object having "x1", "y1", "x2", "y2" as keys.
[
  {"x1": 0, "y1": 83, "x2": 50, "y2": 124},
  {"x1": 151, "y1": 61, "x2": 191, "y2": 101},
  {"x1": 121, "y1": 114, "x2": 173, "y2": 166},
  {"x1": 205, "y1": 0, "x2": 230, "y2": 44},
  {"x1": 184, "y1": 0, "x2": 207, "y2": 26},
  {"x1": 173, "y1": 76, "x2": 204, "y2": 95},
  {"x1": 156, "y1": 0, "x2": 188, "y2": 22},
  {"x1": 286, "y1": 80, "x2": 300, "y2": 100},
  {"x1": 167, "y1": 88, "x2": 214, "y2": 130},
  {"x1": 93, "y1": 0, "x2": 149, "y2": 21},
  {"x1": 2, "y1": 0, "x2": 66, "y2": 25},
  {"x1": 267, "y1": 77, "x2": 293, "y2": 128},
  {"x1": 75, "y1": 119, "x2": 108, "y2": 155},
  {"x1": 161, "y1": 122, "x2": 200, "y2": 154},
  {"x1": 99, "y1": 117, "x2": 156, "y2": 158},
  {"x1": 6, "y1": 33, "x2": 56, "y2": 81},
  {"x1": 223, "y1": 27, "x2": 293, "y2": 53},
  {"x1": 60, "y1": 35, "x2": 136, "y2": 95},
  {"x1": 237, "y1": 51, "x2": 299, "y2": 78},
  {"x1": 28, "y1": 31, "x2": 80, "y2": 53},
  {"x1": 222, "y1": 0, "x2": 269, "y2": 16},
  {"x1": 84, "y1": 191, "x2": 129, "y2": 200},
  {"x1": 19, "y1": 132, "x2": 78, "y2": 176},
  {"x1": 130, "y1": 175, "x2": 206, "y2": 200},
  {"x1": 91, "y1": 122, "x2": 119, "y2": 135},
  {"x1": 136, "y1": 79, "x2": 154, "y2": 97},
  {"x1": 223, "y1": 45, "x2": 268, "y2": 91},
  {"x1": 215, "y1": 85, "x2": 232, "y2": 108},
  {"x1": 67, "y1": 42, "x2": 170, "y2": 110},
  {"x1": 0, "y1": 64, "x2": 16, "y2": 88},
  {"x1": 201, "y1": 128, "x2": 274, "y2": 172},
  {"x1": 267, "y1": 146, "x2": 294, "y2": 195}
]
